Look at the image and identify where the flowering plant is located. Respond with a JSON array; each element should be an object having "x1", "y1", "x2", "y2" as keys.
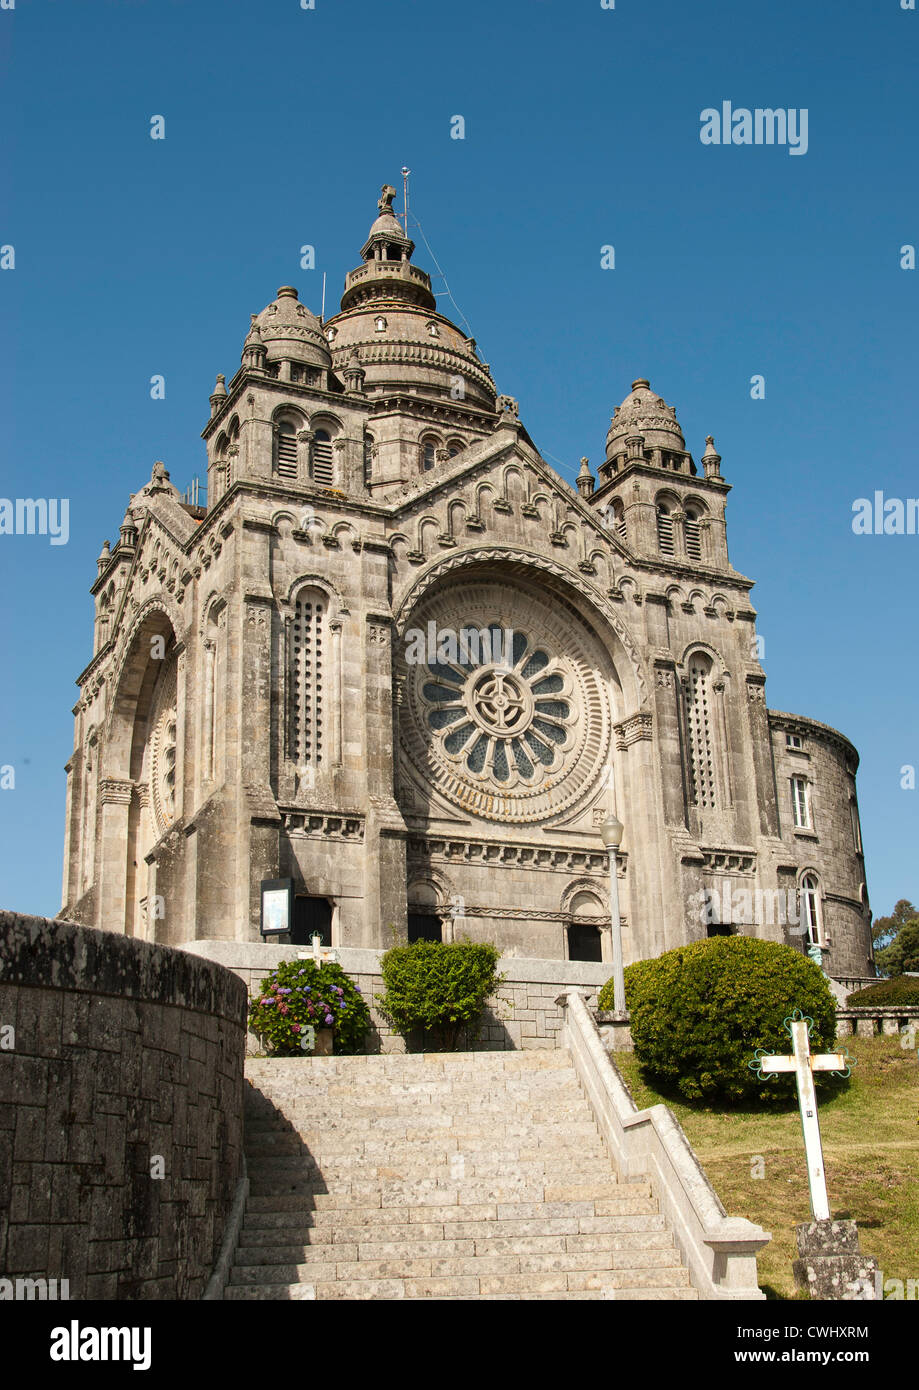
[{"x1": 248, "y1": 958, "x2": 370, "y2": 1055}]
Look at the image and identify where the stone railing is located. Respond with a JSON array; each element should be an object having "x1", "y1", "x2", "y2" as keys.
[
  {"x1": 835, "y1": 1005, "x2": 919, "y2": 1038},
  {"x1": 0, "y1": 910, "x2": 248, "y2": 1300},
  {"x1": 558, "y1": 989, "x2": 770, "y2": 1301}
]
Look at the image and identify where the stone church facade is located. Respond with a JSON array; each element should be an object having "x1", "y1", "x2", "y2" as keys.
[{"x1": 60, "y1": 184, "x2": 874, "y2": 980}]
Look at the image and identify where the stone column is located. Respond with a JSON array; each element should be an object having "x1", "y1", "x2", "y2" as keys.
[
  {"x1": 96, "y1": 778, "x2": 134, "y2": 933},
  {"x1": 329, "y1": 618, "x2": 343, "y2": 767},
  {"x1": 746, "y1": 678, "x2": 780, "y2": 836}
]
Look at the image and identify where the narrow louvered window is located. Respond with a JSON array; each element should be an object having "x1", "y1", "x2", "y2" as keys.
[
  {"x1": 684, "y1": 510, "x2": 703, "y2": 561},
  {"x1": 687, "y1": 660, "x2": 716, "y2": 809},
  {"x1": 277, "y1": 425, "x2": 298, "y2": 479},
  {"x1": 290, "y1": 596, "x2": 324, "y2": 766},
  {"x1": 612, "y1": 500, "x2": 627, "y2": 543},
  {"x1": 312, "y1": 430, "x2": 334, "y2": 485},
  {"x1": 657, "y1": 505, "x2": 675, "y2": 556}
]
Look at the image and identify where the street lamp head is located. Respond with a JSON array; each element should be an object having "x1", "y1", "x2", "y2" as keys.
[{"x1": 600, "y1": 815, "x2": 624, "y2": 849}]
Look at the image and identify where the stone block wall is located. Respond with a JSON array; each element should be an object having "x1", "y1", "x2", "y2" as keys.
[
  {"x1": 180, "y1": 940, "x2": 612, "y2": 1053},
  {"x1": 0, "y1": 911, "x2": 248, "y2": 1300}
]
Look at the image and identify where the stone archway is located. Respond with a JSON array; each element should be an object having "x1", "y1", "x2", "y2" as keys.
[{"x1": 99, "y1": 606, "x2": 181, "y2": 938}]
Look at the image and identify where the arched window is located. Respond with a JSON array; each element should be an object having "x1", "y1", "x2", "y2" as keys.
[
  {"x1": 421, "y1": 436, "x2": 439, "y2": 471},
  {"x1": 311, "y1": 429, "x2": 334, "y2": 485},
  {"x1": 684, "y1": 507, "x2": 703, "y2": 562},
  {"x1": 800, "y1": 874, "x2": 822, "y2": 946},
  {"x1": 276, "y1": 420, "x2": 298, "y2": 479},
  {"x1": 289, "y1": 589, "x2": 325, "y2": 767},
  {"x1": 447, "y1": 439, "x2": 464, "y2": 459},
  {"x1": 567, "y1": 890, "x2": 605, "y2": 962},
  {"x1": 657, "y1": 501, "x2": 675, "y2": 556},
  {"x1": 686, "y1": 655, "x2": 717, "y2": 809},
  {"x1": 363, "y1": 435, "x2": 374, "y2": 486}
]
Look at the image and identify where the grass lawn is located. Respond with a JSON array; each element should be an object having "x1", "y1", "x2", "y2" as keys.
[{"x1": 613, "y1": 1035, "x2": 919, "y2": 1299}]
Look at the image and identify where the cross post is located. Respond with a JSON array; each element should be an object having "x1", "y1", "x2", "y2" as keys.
[{"x1": 750, "y1": 1010, "x2": 853, "y2": 1222}]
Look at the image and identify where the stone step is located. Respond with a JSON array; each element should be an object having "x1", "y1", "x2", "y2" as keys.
[
  {"x1": 239, "y1": 1211, "x2": 668, "y2": 1241},
  {"x1": 228, "y1": 1047, "x2": 696, "y2": 1301},
  {"x1": 244, "y1": 1053, "x2": 571, "y2": 1076},
  {"x1": 224, "y1": 1283, "x2": 317, "y2": 1301},
  {"x1": 242, "y1": 1193, "x2": 658, "y2": 1224},
  {"x1": 248, "y1": 1120, "x2": 603, "y2": 1144},
  {"x1": 245, "y1": 1156, "x2": 618, "y2": 1183},
  {"x1": 246, "y1": 1179, "x2": 628, "y2": 1207},
  {"x1": 229, "y1": 1242, "x2": 685, "y2": 1287},
  {"x1": 234, "y1": 1228, "x2": 676, "y2": 1262}
]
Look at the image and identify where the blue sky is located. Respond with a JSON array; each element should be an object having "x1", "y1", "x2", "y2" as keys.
[{"x1": 1, "y1": 0, "x2": 916, "y2": 922}]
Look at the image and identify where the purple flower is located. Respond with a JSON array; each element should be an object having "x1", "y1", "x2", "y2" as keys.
[
  {"x1": 278, "y1": 987, "x2": 293, "y2": 994},
  {"x1": 324, "y1": 1014, "x2": 333, "y2": 1025}
]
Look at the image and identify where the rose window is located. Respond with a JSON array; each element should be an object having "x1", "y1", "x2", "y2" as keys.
[
  {"x1": 421, "y1": 631, "x2": 575, "y2": 788},
  {"x1": 399, "y1": 581, "x2": 613, "y2": 824}
]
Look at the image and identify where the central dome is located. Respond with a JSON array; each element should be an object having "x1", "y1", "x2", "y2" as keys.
[{"x1": 323, "y1": 183, "x2": 497, "y2": 407}]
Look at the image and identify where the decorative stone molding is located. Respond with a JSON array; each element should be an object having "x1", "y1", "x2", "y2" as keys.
[
  {"x1": 392, "y1": 545, "x2": 648, "y2": 709},
  {"x1": 99, "y1": 778, "x2": 134, "y2": 806},
  {"x1": 407, "y1": 836, "x2": 613, "y2": 875},
  {"x1": 697, "y1": 846, "x2": 757, "y2": 874},
  {"x1": 614, "y1": 713, "x2": 654, "y2": 748},
  {"x1": 282, "y1": 813, "x2": 364, "y2": 840}
]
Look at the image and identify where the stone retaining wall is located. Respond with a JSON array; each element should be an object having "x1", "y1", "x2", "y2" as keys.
[
  {"x1": 179, "y1": 940, "x2": 612, "y2": 1053},
  {"x1": 835, "y1": 1005, "x2": 919, "y2": 1038},
  {"x1": 0, "y1": 911, "x2": 248, "y2": 1300}
]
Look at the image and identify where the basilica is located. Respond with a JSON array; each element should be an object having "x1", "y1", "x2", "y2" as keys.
[{"x1": 60, "y1": 183, "x2": 874, "y2": 981}]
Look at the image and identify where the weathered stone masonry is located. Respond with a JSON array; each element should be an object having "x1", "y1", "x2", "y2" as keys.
[{"x1": 0, "y1": 911, "x2": 247, "y2": 1299}]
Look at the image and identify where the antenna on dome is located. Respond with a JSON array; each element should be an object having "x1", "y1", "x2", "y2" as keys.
[
  {"x1": 401, "y1": 166, "x2": 411, "y2": 235},
  {"x1": 320, "y1": 272, "x2": 326, "y2": 322}
]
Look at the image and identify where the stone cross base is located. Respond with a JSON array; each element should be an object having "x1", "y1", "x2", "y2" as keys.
[{"x1": 793, "y1": 1220, "x2": 878, "y2": 1300}]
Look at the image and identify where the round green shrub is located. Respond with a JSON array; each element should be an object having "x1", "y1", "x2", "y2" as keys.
[
  {"x1": 248, "y1": 958, "x2": 370, "y2": 1055},
  {"x1": 599, "y1": 937, "x2": 839, "y2": 1104},
  {"x1": 848, "y1": 976, "x2": 919, "y2": 1006},
  {"x1": 377, "y1": 940, "x2": 504, "y2": 1051}
]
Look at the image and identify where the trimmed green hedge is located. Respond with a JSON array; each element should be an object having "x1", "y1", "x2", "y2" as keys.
[
  {"x1": 600, "y1": 936, "x2": 838, "y2": 1103},
  {"x1": 847, "y1": 976, "x2": 919, "y2": 1006},
  {"x1": 377, "y1": 940, "x2": 504, "y2": 1051}
]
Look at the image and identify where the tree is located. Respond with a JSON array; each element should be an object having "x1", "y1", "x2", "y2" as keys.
[
  {"x1": 875, "y1": 919, "x2": 919, "y2": 977},
  {"x1": 872, "y1": 899, "x2": 917, "y2": 949}
]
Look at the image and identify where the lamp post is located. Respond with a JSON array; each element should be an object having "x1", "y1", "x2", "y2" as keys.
[{"x1": 600, "y1": 814, "x2": 626, "y2": 1015}]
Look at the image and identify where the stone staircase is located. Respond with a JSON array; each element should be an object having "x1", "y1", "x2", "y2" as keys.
[{"x1": 224, "y1": 1050, "x2": 699, "y2": 1301}]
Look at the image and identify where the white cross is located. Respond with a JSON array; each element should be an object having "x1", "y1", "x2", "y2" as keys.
[
  {"x1": 301, "y1": 934, "x2": 339, "y2": 968},
  {"x1": 751, "y1": 1010, "x2": 853, "y2": 1222}
]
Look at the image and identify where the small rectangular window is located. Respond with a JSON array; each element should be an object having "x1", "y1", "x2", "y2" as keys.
[{"x1": 786, "y1": 733, "x2": 803, "y2": 750}]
